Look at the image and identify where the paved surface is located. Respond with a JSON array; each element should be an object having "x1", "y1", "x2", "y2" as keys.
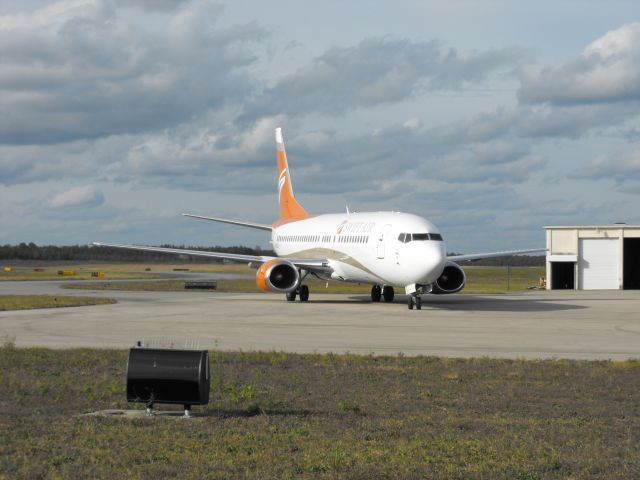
[{"x1": 1, "y1": 280, "x2": 640, "y2": 359}]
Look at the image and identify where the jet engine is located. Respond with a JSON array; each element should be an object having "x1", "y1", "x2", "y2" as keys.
[
  {"x1": 431, "y1": 262, "x2": 466, "y2": 294},
  {"x1": 256, "y1": 258, "x2": 300, "y2": 293}
]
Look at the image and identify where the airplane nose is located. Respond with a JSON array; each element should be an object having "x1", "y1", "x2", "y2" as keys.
[{"x1": 419, "y1": 243, "x2": 446, "y2": 282}]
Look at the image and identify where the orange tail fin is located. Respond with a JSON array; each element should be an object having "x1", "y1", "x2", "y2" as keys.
[{"x1": 276, "y1": 128, "x2": 309, "y2": 220}]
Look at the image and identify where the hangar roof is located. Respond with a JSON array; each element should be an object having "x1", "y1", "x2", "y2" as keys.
[{"x1": 544, "y1": 225, "x2": 640, "y2": 230}]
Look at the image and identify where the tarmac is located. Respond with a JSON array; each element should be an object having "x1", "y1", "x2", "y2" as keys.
[{"x1": 1, "y1": 279, "x2": 640, "y2": 360}]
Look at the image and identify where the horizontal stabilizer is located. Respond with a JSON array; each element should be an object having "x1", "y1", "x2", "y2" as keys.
[{"x1": 182, "y1": 213, "x2": 272, "y2": 231}]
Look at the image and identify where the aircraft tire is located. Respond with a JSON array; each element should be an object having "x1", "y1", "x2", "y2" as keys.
[
  {"x1": 416, "y1": 296, "x2": 422, "y2": 310},
  {"x1": 382, "y1": 286, "x2": 394, "y2": 302},
  {"x1": 407, "y1": 296, "x2": 414, "y2": 310},
  {"x1": 371, "y1": 285, "x2": 382, "y2": 302},
  {"x1": 286, "y1": 291, "x2": 297, "y2": 302},
  {"x1": 299, "y1": 285, "x2": 309, "y2": 302}
]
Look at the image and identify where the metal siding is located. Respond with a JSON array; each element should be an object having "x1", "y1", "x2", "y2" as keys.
[{"x1": 579, "y1": 238, "x2": 620, "y2": 289}]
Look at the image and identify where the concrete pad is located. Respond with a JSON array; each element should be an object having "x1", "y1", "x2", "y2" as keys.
[{"x1": 82, "y1": 409, "x2": 205, "y2": 419}]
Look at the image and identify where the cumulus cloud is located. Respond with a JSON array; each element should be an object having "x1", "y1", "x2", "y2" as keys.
[
  {"x1": 517, "y1": 103, "x2": 640, "y2": 138},
  {"x1": 240, "y1": 37, "x2": 520, "y2": 122},
  {"x1": 578, "y1": 149, "x2": 640, "y2": 192},
  {"x1": 49, "y1": 185, "x2": 105, "y2": 208},
  {"x1": 519, "y1": 22, "x2": 640, "y2": 105},
  {"x1": 119, "y1": 115, "x2": 284, "y2": 191},
  {"x1": 0, "y1": 0, "x2": 265, "y2": 145},
  {"x1": 275, "y1": 122, "x2": 540, "y2": 200},
  {"x1": 0, "y1": 136, "x2": 132, "y2": 185}
]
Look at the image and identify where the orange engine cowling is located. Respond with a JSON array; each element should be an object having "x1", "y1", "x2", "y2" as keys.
[{"x1": 256, "y1": 258, "x2": 300, "y2": 293}]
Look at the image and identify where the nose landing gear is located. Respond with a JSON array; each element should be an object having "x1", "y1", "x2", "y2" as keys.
[
  {"x1": 407, "y1": 295, "x2": 422, "y2": 310},
  {"x1": 382, "y1": 286, "x2": 394, "y2": 302}
]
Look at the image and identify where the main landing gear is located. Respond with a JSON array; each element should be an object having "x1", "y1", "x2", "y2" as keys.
[
  {"x1": 371, "y1": 285, "x2": 394, "y2": 303},
  {"x1": 286, "y1": 284, "x2": 309, "y2": 302},
  {"x1": 407, "y1": 295, "x2": 422, "y2": 310}
]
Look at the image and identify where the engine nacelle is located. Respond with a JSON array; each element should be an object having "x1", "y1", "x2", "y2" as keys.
[
  {"x1": 256, "y1": 258, "x2": 300, "y2": 293},
  {"x1": 431, "y1": 262, "x2": 466, "y2": 294}
]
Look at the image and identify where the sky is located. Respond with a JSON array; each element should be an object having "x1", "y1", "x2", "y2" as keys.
[{"x1": 1, "y1": 0, "x2": 640, "y2": 253}]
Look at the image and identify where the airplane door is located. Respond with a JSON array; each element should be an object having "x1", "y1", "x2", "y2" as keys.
[{"x1": 377, "y1": 224, "x2": 392, "y2": 259}]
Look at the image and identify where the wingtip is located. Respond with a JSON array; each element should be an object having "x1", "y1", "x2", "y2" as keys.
[{"x1": 275, "y1": 127, "x2": 283, "y2": 144}]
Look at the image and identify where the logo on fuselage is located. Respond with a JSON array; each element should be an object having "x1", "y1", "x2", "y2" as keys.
[{"x1": 336, "y1": 220, "x2": 375, "y2": 234}]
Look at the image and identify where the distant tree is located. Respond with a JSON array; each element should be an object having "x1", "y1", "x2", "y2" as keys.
[{"x1": 0, "y1": 244, "x2": 275, "y2": 263}]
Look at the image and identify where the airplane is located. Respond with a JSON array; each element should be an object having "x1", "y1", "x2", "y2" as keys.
[{"x1": 93, "y1": 127, "x2": 544, "y2": 310}]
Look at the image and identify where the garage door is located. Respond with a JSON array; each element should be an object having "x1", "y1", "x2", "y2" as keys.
[{"x1": 579, "y1": 238, "x2": 620, "y2": 289}]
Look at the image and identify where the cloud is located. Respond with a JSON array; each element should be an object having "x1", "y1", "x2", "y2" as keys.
[
  {"x1": 0, "y1": 136, "x2": 132, "y2": 185},
  {"x1": 0, "y1": 0, "x2": 265, "y2": 145},
  {"x1": 49, "y1": 185, "x2": 105, "y2": 209},
  {"x1": 519, "y1": 23, "x2": 640, "y2": 106},
  {"x1": 578, "y1": 149, "x2": 640, "y2": 192},
  {"x1": 115, "y1": 0, "x2": 190, "y2": 11},
  {"x1": 119, "y1": 115, "x2": 284, "y2": 192},
  {"x1": 270, "y1": 122, "x2": 542, "y2": 202},
  {"x1": 517, "y1": 103, "x2": 640, "y2": 139},
  {"x1": 240, "y1": 37, "x2": 520, "y2": 122}
]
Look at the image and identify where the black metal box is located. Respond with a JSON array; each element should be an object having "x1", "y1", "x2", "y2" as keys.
[{"x1": 126, "y1": 348, "x2": 210, "y2": 407}]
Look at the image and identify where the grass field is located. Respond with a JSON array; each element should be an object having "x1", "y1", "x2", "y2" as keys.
[
  {"x1": 1, "y1": 346, "x2": 638, "y2": 479},
  {"x1": 62, "y1": 265, "x2": 546, "y2": 294},
  {"x1": 0, "y1": 295, "x2": 116, "y2": 311}
]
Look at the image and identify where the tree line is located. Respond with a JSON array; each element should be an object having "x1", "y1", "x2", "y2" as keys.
[{"x1": 0, "y1": 243, "x2": 274, "y2": 263}]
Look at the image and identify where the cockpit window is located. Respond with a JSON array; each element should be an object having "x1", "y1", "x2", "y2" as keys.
[{"x1": 398, "y1": 232, "x2": 444, "y2": 242}]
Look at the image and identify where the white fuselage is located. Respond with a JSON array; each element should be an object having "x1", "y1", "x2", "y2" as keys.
[{"x1": 271, "y1": 211, "x2": 446, "y2": 288}]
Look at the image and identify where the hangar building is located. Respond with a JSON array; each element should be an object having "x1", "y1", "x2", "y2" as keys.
[{"x1": 545, "y1": 225, "x2": 640, "y2": 290}]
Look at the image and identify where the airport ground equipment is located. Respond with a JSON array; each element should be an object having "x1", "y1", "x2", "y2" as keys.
[
  {"x1": 184, "y1": 280, "x2": 217, "y2": 290},
  {"x1": 126, "y1": 347, "x2": 210, "y2": 418}
]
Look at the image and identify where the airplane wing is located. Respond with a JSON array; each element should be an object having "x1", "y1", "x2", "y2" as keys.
[
  {"x1": 447, "y1": 248, "x2": 546, "y2": 262},
  {"x1": 182, "y1": 213, "x2": 272, "y2": 231},
  {"x1": 285, "y1": 257, "x2": 333, "y2": 273},
  {"x1": 91, "y1": 242, "x2": 269, "y2": 263},
  {"x1": 90, "y1": 242, "x2": 333, "y2": 273}
]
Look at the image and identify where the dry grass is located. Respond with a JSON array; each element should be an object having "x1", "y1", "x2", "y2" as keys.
[
  {"x1": 1, "y1": 347, "x2": 638, "y2": 479},
  {"x1": 0, "y1": 295, "x2": 116, "y2": 311}
]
